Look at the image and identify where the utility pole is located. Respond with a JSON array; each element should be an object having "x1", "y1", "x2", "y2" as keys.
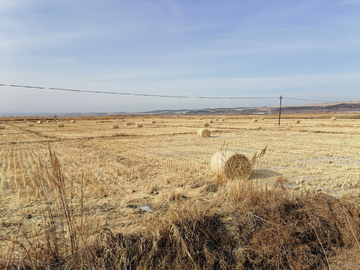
[{"x1": 278, "y1": 95, "x2": 283, "y2": 125}]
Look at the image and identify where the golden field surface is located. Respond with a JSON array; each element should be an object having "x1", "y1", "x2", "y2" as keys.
[{"x1": 0, "y1": 113, "x2": 359, "y2": 268}]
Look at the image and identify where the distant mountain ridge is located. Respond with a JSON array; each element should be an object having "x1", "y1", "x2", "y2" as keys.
[{"x1": 1, "y1": 102, "x2": 359, "y2": 117}]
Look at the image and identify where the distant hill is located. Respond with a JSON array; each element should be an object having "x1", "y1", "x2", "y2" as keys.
[{"x1": 1, "y1": 102, "x2": 359, "y2": 117}]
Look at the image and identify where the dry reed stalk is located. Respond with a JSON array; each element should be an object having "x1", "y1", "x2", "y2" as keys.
[
  {"x1": 197, "y1": 128, "x2": 210, "y2": 138},
  {"x1": 210, "y1": 151, "x2": 252, "y2": 181}
]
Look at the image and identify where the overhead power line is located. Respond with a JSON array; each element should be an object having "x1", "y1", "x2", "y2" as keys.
[
  {"x1": 0, "y1": 83, "x2": 337, "y2": 103},
  {"x1": 0, "y1": 83, "x2": 278, "y2": 100}
]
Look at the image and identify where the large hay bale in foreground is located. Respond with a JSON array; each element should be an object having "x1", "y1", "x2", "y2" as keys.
[
  {"x1": 112, "y1": 124, "x2": 119, "y2": 129},
  {"x1": 210, "y1": 151, "x2": 252, "y2": 180},
  {"x1": 0, "y1": 124, "x2": 5, "y2": 129},
  {"x1": 197, "y1": 128, "x2": 210, "y2": 138},
  {"x1": 57, "y1": 123, "x2": 64, "y2": 128}
]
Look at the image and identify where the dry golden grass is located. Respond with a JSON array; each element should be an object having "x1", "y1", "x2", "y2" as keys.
[{"x1": 0, "y1": 113, "x2": 359, "y2": 268}]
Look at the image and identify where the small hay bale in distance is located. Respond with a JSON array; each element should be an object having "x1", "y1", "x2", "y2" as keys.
[
  {"x1": 71, "y1": 120, "x2": 75, "y2": 123},
  {"x1": 27, "y1": 122, "x2": 34, "y2": 127},
  {"x1": 137, "y1": 123, "x2": 143, "y2": 128},
  {"x1": 331, "y1": 117, "x2": 337, "y2": 121},
  {"x1": 126, "y1": 122, "x2": 131, "y2": 126},
  {"x1": 0, "y1": 124, "x2": 5, "y2": 129},
  {"x1": 197, "y1": 128, "x2": 211, "y2": 138},
  {"x1": 57, "y1": 122, "x2": 65, "y2": 128},
  {"x1": 112, "y1": 124, "x2": 119, "y2": 129},
  {"x1": 221, "y1": 118, "x2": 225, "y2": 121},
  {"x1": 293, "y1": 119, "x2": 301, "y2": 124},
  {"x1": 210, "y1": 120, "x2": 214, "y2": 123},
  {"x1": 210, "y1": 151, "x2": 252, "y2": 180},
  {"x1": 151, "y1": 119, "x2": 156, "y2": 124},
  {"x1": 252, "y1": 118, "x2": 258, "y2": 123},
  {"x1": 203, "y1": 122, "x2": 209, "y2": 127},
  {"x1": 37, "y1": 121, "x2": 42, "y2": 124}
]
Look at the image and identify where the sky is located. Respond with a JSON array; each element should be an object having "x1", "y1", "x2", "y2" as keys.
[{"x1": 0, "y1": 0, "x2": 359, "y2": 114}]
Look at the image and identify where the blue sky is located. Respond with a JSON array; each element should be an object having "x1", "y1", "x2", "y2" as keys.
[{"x1": 0, "y1": 0, "x2": 359, "y2": 114}]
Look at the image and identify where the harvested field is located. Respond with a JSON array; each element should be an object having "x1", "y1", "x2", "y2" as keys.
[{"x1": 0, "y1": 113, "x2": 359, "y2": 268}]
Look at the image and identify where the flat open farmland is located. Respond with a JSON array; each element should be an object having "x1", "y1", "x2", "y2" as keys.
[{"x1": 0, "y1": 114, "x2": 360, "y2": 268}]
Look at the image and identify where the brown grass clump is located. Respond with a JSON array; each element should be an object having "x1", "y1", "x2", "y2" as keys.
[
  {"x1": 197, "y1": 128, "x2": 211, "y2": 138},
  {"x1": 210, "y1": 150, "x2": 252, "y2": 181}
]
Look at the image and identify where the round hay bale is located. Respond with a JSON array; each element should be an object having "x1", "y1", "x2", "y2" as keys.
[
  {"x1": 151, "y1": 119, "x2": 156, "y2": 124},
  {"x1": 203, "y1": 122, "x2": 209, "y2": 127},
  {"x1": 252, "y1": 118, "x2": 258, "y2": 123},
  {"x1": 210, "y1": 151, "x2": 252, "y2": 180},
  {"x1": 0, "y1": 124, "x2": 5, "y2": 129},
  {"x1": 27, "y1": 122, "x2": 34, "y2": 127},
  {"x1": 37, "y1": 121, "x2": 42, "y2": 124},
  {"x1": 57, "y1": 122, "x2": 64, "y2": 128},
  {"x1": 137, "y1": 123, "x2": 143, "y2": 128},
  {"x1": 46, "y1": 120, "x2": 50, "y2": 123},
  {"x1": 71, "y1": 120, "x2": 75, "y2": 123},
  {"x1": 293, "y1": 119, "x2": 301, "y2": 124},
  {"x1": 197, "y1": 128, "x2": 210, "y2": 138},
  {"x1": 126, "y1": 122, "x2": 131, "y2": 126},
  {"x1": 216, "y1": 118, "x2": 219, "y2": 121},
  {"x1": 112, "y1": 124, "x2": 119, "y2": 129},
  {"x1": 221, "y1": 118, "x2": 225, "y2": 121},
  {"x1": 210, "y1": 120, "x2": 213, "y2": 123},
  {"x1": 331, "y1": 117, "x2": 337, "y2": 121}
]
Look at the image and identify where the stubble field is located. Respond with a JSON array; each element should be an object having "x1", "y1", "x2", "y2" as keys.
[{"x1": 0, "y1": 113, "x2": 359, "y2": 268}]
